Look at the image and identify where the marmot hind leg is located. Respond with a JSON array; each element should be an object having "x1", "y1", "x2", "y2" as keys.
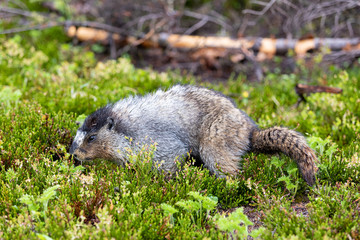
[
  {"x1": 199, "y1": 144, "x2": 241, "y2": 177},
  {"x1": 198, "y1": 118, "x2": 252, "y2": 177}
]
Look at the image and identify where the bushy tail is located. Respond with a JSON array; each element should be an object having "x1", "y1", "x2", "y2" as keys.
[{"x1": 251, "y1": 127, "x2": 318, "y2": 185}]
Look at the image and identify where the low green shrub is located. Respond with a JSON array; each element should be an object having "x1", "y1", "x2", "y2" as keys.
[
  {"x1": 0, "y1": 35, "x2": 192, "y2": 115},
  {"x1": 0, "y1": 102, "x2": 76, "y2": 170},
  {"x1": 260, "y1": 181, "x2": 360, "y2": 239}
]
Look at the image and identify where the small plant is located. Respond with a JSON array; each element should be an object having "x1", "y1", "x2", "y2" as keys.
[
  {"x1": 19, "y1": 185, "x2": 61, "y2": 221},
  {"x1": 175, "y1": 191, "x2": 218, "y2": 226},
  {"x1": 214, "y1": 207, "x2": 265, "y2": 239},
  {"x1": 271, "y1": 156, "x2": 301, "y2": 197},
  {"x1": 0, "y1": 86, "x2": 22, "y2": 110},
  {"x1": 160, "y1": 191, "x2": 218, "y2": 228},
  {"x1": 307, "y1": 136, "x2": 358, "y2": 184},
  {"x1": 261, "y1": 181, "x2": 360, "y2": 239},
  {"x1": 160, "y1": 203, "x2": 178, "y2": 226}
]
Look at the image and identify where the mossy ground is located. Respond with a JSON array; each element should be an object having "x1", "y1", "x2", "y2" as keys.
[{"x1": 0, "y1": 28, "x2": 359, "y2": 239}]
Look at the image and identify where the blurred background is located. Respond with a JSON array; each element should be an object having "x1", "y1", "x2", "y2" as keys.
[{"x1": 1, "y1": 0, "x2": 360, "y2": 82}]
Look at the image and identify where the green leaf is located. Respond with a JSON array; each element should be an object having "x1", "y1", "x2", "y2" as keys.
[
  {"x1": 271, "y1": 156, "x2": 284, "y2": 169},
  {"x1": 277, "y1": 176, "x2": 290, "y2": 183},
  {"x1": 38, "y1": 185, "x2": 61, "y2": 203},
  {"x1": 160, "y1": 203, "x2": 178, "y2": 215},
  {"x1": 36, "y1": 233, "x2": 53, "y2": 240}
]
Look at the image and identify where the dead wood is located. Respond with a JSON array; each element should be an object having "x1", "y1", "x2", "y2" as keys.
[
  {"x1": 295, "y1": 84, "x2": 343, "y2": 107},
  {"x1": 156, "y1": 34, "x2": 360, "y2": 57},
  {"x1": 64, "y1": 27, "x2": 360, "y2": 58}
]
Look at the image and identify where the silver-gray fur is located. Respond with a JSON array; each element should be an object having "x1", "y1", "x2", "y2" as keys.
[{"x1": 70, "y1": 85, "x2": 317, "y2": 185}]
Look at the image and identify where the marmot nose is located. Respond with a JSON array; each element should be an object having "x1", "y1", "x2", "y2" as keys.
[{"x1": 69, "y1": 142, "x2": 78, "y2": 155}]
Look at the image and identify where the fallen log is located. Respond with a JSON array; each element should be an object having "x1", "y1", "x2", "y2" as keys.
[
  {"x1": 66, "y1": 26, "x2": 360, "y2": 58},
  {"x1": 156, "y1": 34, "x2": 359, "y2": 55}
]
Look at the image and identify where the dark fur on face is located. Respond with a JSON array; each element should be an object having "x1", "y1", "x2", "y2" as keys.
[
  {"x1": 81, "y1": 105, "x2": 115, "y2": 133},
  {"x1": 80, "y1": 104, "x2": 132, "y2": 138}
]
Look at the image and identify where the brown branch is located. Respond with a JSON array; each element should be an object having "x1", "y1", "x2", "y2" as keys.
[
  {"x1": 238, "y1": 47, "x2": 263, "y2": 81},
  {"x1": 66, "y1": 26, "x2": 124, "y2": 44},
  {"x1": 63, "y1": 20, "x2": 127, "y2": 35},
  {"x1": 295, "y1": 84, "x2": 343, "y2": 107},
  {"x1": 127, "y1": 18, "x2": 168, "y2": 47},
  {"x1": 296, "y1": 84, "x2": 343, "y2": 95},
  {"x1": 2, "y1": 5, "x2": 360, "y2": 67}
]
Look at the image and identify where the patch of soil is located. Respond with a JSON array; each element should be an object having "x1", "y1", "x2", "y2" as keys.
[{"x1": 291, "y1": 201, "x2": 310, "y2": 218}]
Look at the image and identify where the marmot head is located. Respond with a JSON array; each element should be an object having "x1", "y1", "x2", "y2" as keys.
[{"x1": 69, "y1": 105, "x2": 131, "y2": 165}]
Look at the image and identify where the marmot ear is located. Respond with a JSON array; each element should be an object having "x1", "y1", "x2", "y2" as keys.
[{"x1": 106, "y1": 117, "x2": 114, "y2": 130}]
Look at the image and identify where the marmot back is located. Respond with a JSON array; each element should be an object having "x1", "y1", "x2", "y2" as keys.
[{"x1": 70, "y1": 85, "x2": 317, "y2": 185}]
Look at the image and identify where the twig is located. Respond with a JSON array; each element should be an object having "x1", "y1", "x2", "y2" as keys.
[
  {"x1": 128, "y1": 18, "x2": 168, "y2": 47},
  {"x1": 0, "y1": 6, "x2": 42, "y2": 18},
  {"x1": 183, "y1": 10, "x2": 232, "y2": 32},
  {"x1": 238, "y1": 47, "x2": 263, "y2": 82},
  {"x1": 0, "y1": 22, "x2": 60, "y2": 34},
  {"x1": 346, "y1": 19, "x2": 354, "y2": 37},
  {"x1": 242, "y1": 0, "x2": 277, "y2": 28},
  {"x1": 123, "y1": 13, "x2": 164, "y2": 29},
  {"x1": 184, "y1": 17, "x2": 209, "y2": 35},
  {"x1": 243, "y1": 0, "x2": 277, "y2": 16}
]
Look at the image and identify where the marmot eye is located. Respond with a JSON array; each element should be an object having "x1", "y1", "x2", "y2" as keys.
[{"x1": 88, "y1": 135, "x2": 96, "y2": 143}]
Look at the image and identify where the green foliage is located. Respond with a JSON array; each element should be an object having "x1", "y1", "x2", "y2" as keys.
[
  {"x1": 0, "y1": 30, "x2": 359, "y2": 239},
  {"x1": 215, "y1": 207, "x2": 264, "y2": 239},
  {"x1": 20, "y1": 185, "x2": 61, "y2": 221},
  {"x1": 0, "y1": 36, "x2": 191, "y2": 115},
  {"x1": 260, "y1": 182, "x2": 360, "y2": 239},
  {"x1": 271, "y1": 157, "x2": 300, "y2": 198},
  {"x1": 308, "y1": 136, "x2": 360, "y2": 184},
  {"x1": 0, "y1": 102, "x2": 76, "y2": 170},
  {"x1": 0, "y1": 86, "x2": 22, "y2": 110},
  {"x1": 160, "y1": 191, "x2": 217, "y2": 231}
]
